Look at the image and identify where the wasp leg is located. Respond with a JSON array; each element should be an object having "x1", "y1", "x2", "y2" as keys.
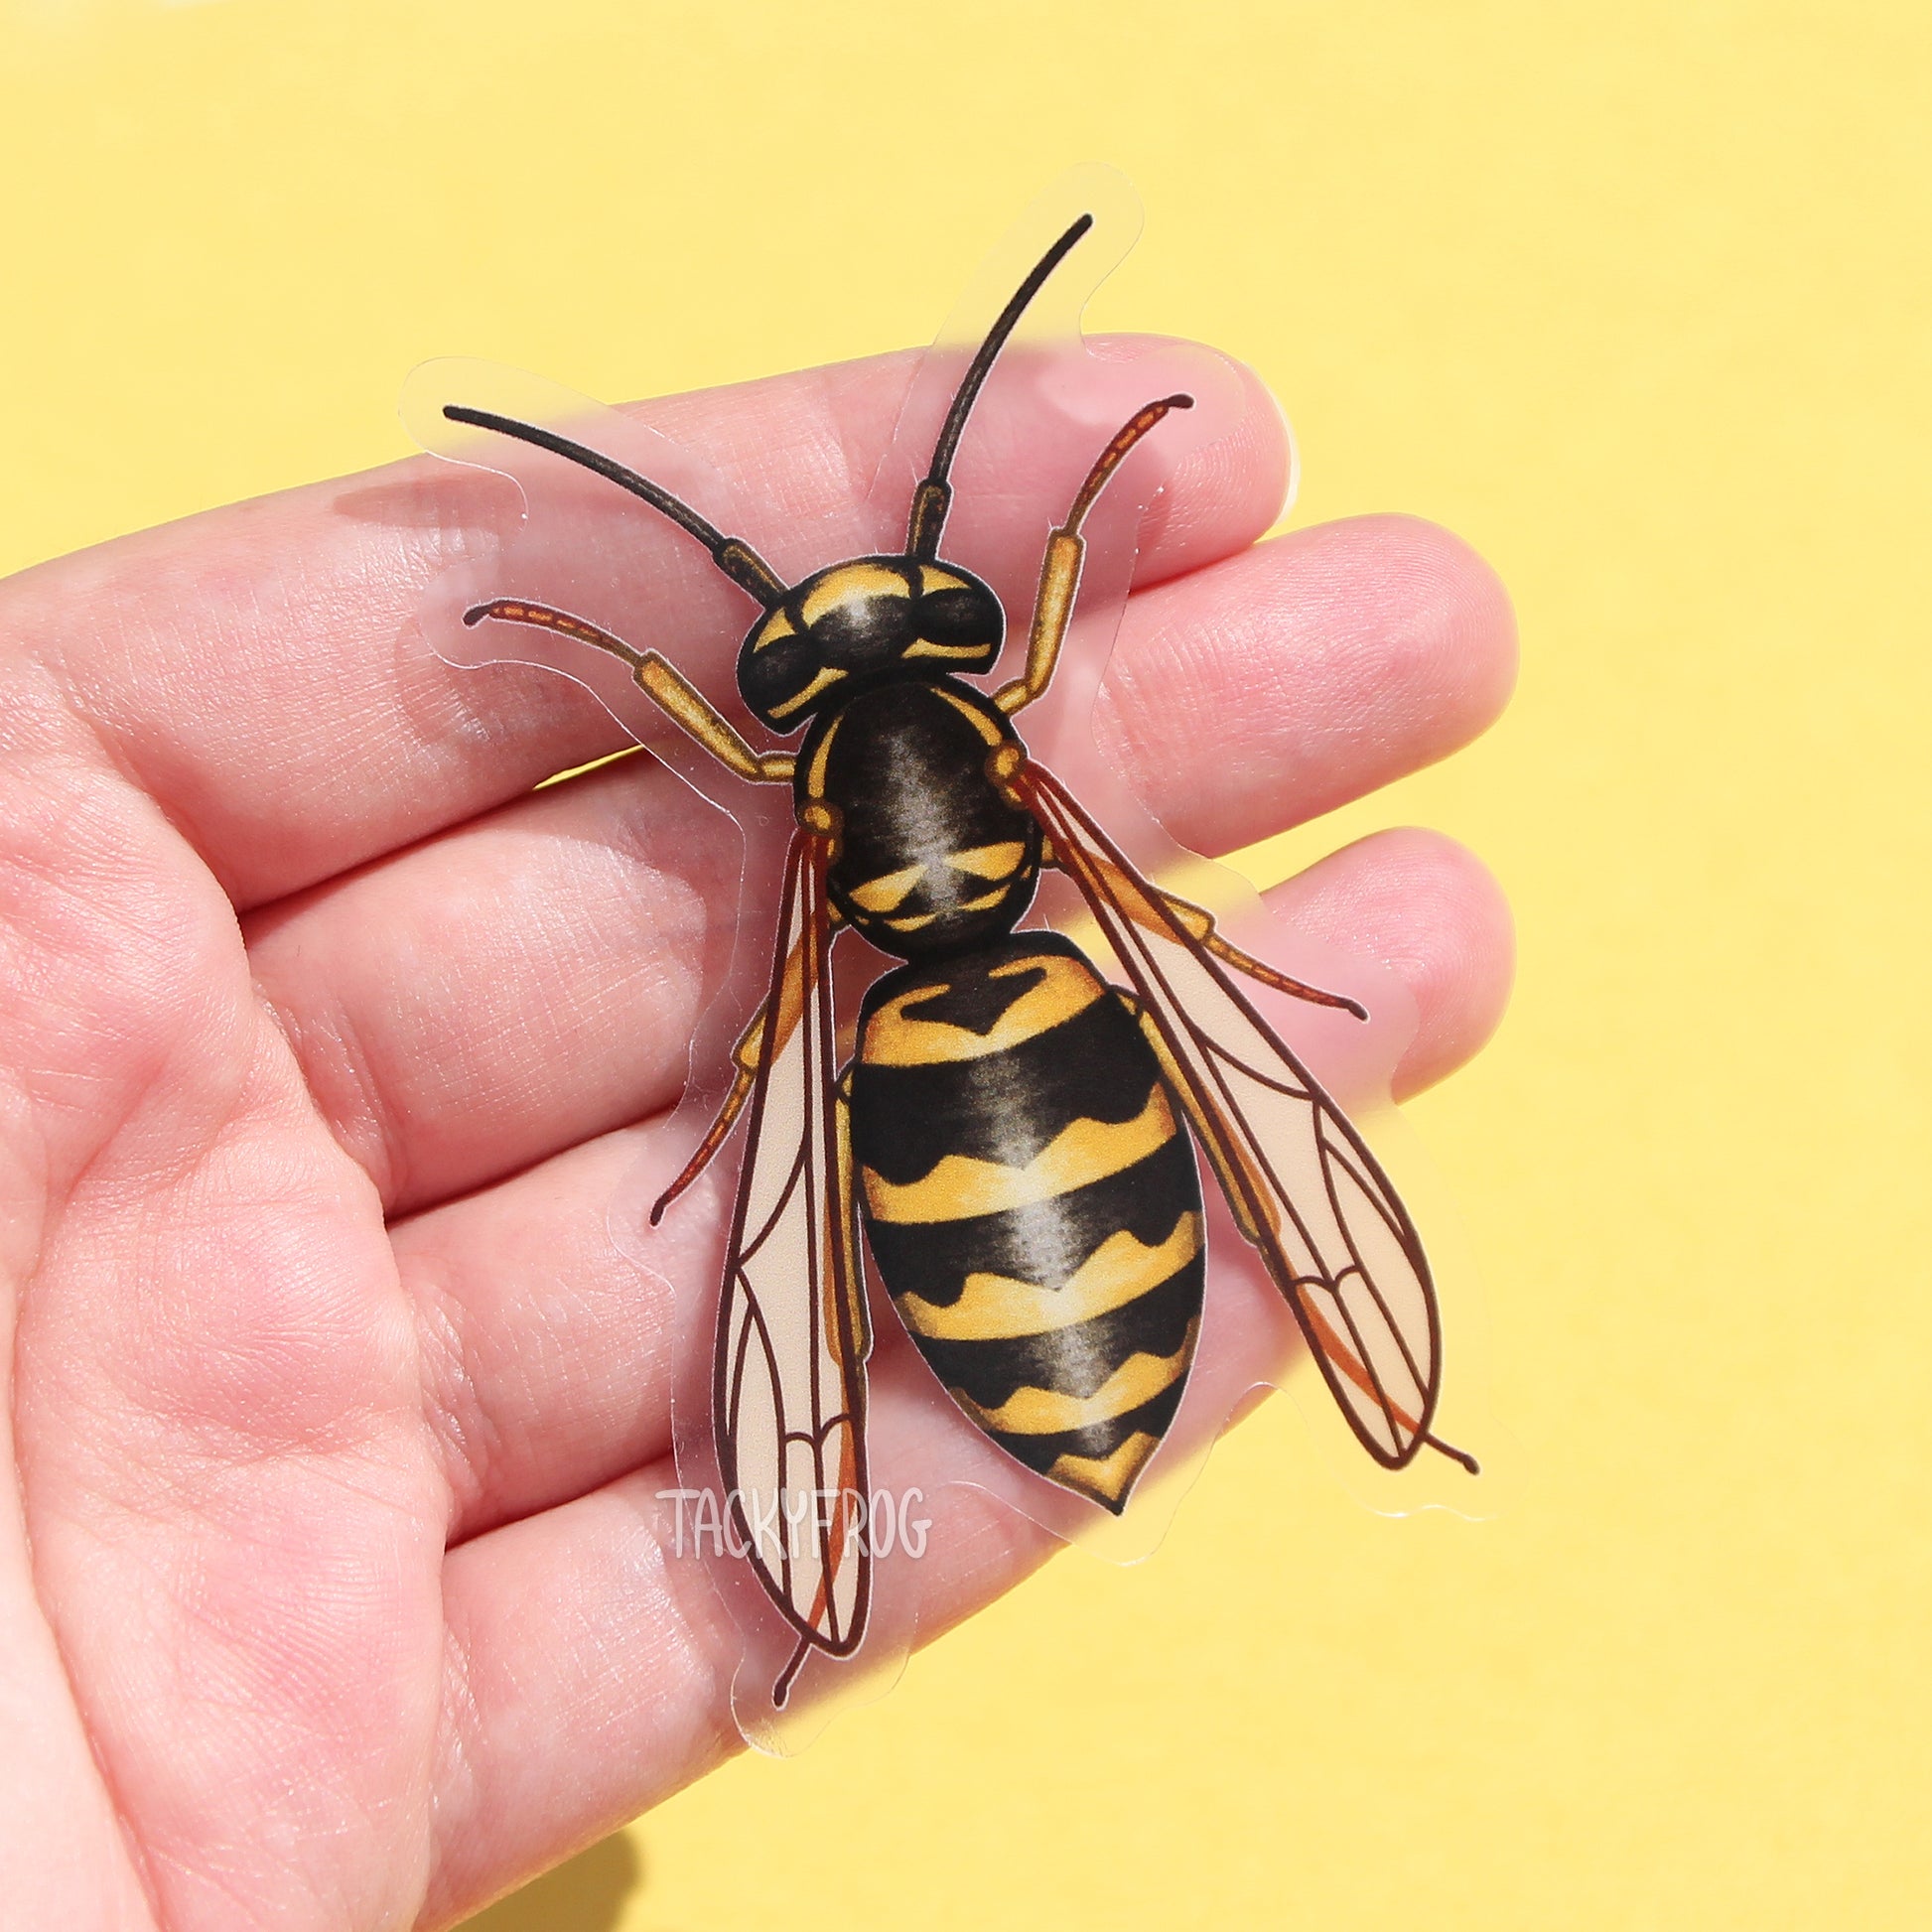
[
  {"x1": 1154, "y1": 884, "x2": 1369, "y2": 1019},
  {"x1": 648, "y1": 1020, "x2": 762, "y2": 1224},
  {"x1": 1061, "y1": 843, "x2": 1368, "y2": 1020},
  {"x1": 649, "y1": 911, "x2": 835, "y2": 1223},
  {"x1": 832, "y1": 1066, "x2": 870, "y2": 1356},
  {"x1": 993, "y1": 531, "x2": 1085, "y2": 717},
  {"x1": 995, "y1": 395, "x2": 1194, "y2": 716},
  {"x1": 464, "y1": 599, "x2": 794, "y2": 783}
]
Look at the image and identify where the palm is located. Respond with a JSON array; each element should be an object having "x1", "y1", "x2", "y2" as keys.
[{"x1": 0, "y1": 345, "x2": 1514, "y2": 1929}]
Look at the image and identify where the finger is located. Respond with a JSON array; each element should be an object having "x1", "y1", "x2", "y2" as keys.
[
  {"x1": 394, "y1": 827, "x2": 1511, "y2": 1546},
  {"x1": 250, "y1": 516, "x2": 1511, "y2": 1217},
  {"x1": 424, "y1": 1448, "x2": 1062, "y2": 1927},
  {"x1": 245, "y1": 750, "x2": 738, "y2": 1215},
  {"x1": 424, "y1": 1118, "x2": 1380, "y2": 1924},
  {"x1": 1098, "y1": 512, "x2": 1518, "y2": 857},
  {"x1": 1284, "y1": 825, "x2": 1514, "y2": 1101},
  {"x1": 6, "y1": 341, "x2": 1288, "y2": 909}
]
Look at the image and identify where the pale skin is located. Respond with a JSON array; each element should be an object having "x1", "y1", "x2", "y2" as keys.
[{"x1": 0, "y1": 341, "x2": 1516, "y2": 1930}]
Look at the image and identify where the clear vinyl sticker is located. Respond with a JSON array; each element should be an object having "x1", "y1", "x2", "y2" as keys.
[{"x1": 403, "y1": 166, "x2": 1499, "y2": 1754}]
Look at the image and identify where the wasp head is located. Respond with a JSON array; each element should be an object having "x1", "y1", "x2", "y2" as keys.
[{"x1": 736, "y1": 556, "x2": 1004, "y2": 731}]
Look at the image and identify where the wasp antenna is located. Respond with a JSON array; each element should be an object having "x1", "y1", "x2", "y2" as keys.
[
  {"x1": 442, "y1": 404, "x2": 787, "y2": 607},
  {"x1": 460, "y1": 598, "x2": 648, "y2": 669},
  {"x1": 907, "y1": 210, "x2": 1096, "y2": 558},
  {"x1": 1062, "y1": 392, "x2": 1194, "y2": 534}
]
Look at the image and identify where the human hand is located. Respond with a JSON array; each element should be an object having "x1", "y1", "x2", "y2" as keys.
[{"x1": 0, "y1": 345, "x2": 1514, "y2": 1928}]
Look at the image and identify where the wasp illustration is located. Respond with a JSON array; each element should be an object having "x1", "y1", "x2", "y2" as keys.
[{"x1": 444, "y1": 212, "x2": 1475, "y2": 1706}]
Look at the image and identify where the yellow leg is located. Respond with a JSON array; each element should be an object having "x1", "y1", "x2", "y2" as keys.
[
  {"x1": 993, "y1": 530, "x2": 1086, "y2": 716},
  {"x1": 995, "y1": 395, "x2": 1194, "y2": 716},
  {"x1": 648, "y1": 909, "x2": 830, "y2": 1222},
  {"x1": 648, "y1": 1043, "x2": 757, "y2": 1224},
  {"x1": 465, "y1": 599, "x2": 794, "y2": 783},
  {"x1": 1151, "y1": 882, "x2": 1368, "y2": 1019},
  {"x1": 831, "y1": 1078, "x2": 870, "y2": 1356},
  {"x1": 1059, "y1": 842, "x2": 1367, "y2": 1020}
]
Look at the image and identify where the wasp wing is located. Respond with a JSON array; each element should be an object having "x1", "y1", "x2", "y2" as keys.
[
  {"x1": 715, "y1": 831, "x2": 872, "y2": 1675},
  {"x1": 1015, "y1": 763, "x2": 1442, "y2": 1468}
]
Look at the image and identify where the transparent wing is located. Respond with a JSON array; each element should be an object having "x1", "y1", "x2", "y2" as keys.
[
  {"x1": 1016, "y1": 763, "x2": 1446, "y2": 1468},
  {"x1": 715, "y1": 832, "x2": 872, "y2": 1689}
]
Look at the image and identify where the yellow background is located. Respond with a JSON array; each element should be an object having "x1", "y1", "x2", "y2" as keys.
[{"x1": 4, "y1": 2, "x2": 1926, "y2": 1926}]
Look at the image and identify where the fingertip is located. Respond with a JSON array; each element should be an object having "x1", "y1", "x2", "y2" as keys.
[
  {"x1": 1102, "y1": 337, "x2": 1294, "y2": 580},
  {"x1": 1375, "y1": 828, "x2": 1514, "y2": 1099},
  {"x1": 1102, "y1": 510, "x2": 1518, "y2": 856},
  {"x1": 1264, "y1": 826, "x2": 1514, "y2": 1100},
  {"x1": 1311, "y1": 512, "x2": 1519, "y2": 749}
]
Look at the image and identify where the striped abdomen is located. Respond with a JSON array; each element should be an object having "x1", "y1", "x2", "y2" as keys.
[{"x1": 851, "y1": 930, "x2": 1203, "y2": 1512}]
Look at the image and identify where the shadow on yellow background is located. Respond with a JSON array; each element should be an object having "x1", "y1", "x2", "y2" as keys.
[
  {"x1": 459, "y1": 1834, "x2": 636, "y2": 1932},
  {"x1": 3, "y1": 0, "x2": 1925, "y2": 1927}
]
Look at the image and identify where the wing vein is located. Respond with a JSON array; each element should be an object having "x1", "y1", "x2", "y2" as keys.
[
  {"x1": 711, "y1": 831, "x2": 873, "y2": 1680},
  {"x1": 1014, "y1": 760, "x2": 1444, "y2": 1469}
]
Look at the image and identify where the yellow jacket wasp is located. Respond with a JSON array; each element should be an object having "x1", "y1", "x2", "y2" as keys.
[{"x1": 443, "y1": 210, "x2": 1475, "y2": 1709}]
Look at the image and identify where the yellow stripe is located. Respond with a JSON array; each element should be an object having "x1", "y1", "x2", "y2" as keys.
[
  {"x1": 847, "y1": 861, "x2": 926, "y2": 912},
  {"x1": 847, "y1": 863, "x2": 1029, "y2": 922},
  {"x1": 948, "y1": 840, "x2": 1027, "y2": 880},
  {"x1": 803, "y1": 717, "x2": 837, "y2": 799},
  {"x1": 862, "y1": 1085, "x2": 1175, "y2": 1222},
  {"x1": 896, "y1": 1213, "x2": 1201, "y2": 1341},
  {"x1": 882, "y1": 885, "x2": 1011, "y2": 930},
  {"x1": 862, "y1": 950, "x2": 1101, "y2": 1067},
  {"x1": 902, "y1": 639, "x2": 988, "y2": 659},
  {"x1": 1047, "y1": 1432, "x2": 1163, "y2": 1507},
  {"x1": 934, "y1": 685, "x2": 1009, "y2": 747},
  {"x1": 749, "y1": 608, "x2": 795, "y2": 651},
  {"x1": 800, "y1": 560, "x2": 907, "y2": 626},
  {"x1": 766, "y1": 663, "x2": 846, "y2": 720},
  {"x1": 948, "y1": 1319, "x2": 1198, "y2": 1435}
]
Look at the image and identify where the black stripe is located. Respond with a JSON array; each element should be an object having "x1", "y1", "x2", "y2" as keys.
[
  {"x1": 988, "y1": 1380, "x2": 1187, "y2": 1485},
  {"x1": 894, "y1": 963, "x2": 1045, "y2": 1037},
  {"x1": 906, "y1": 1251, "x2": 1203, "y2": 1407},
  {"x1": 861, "y1": 1129, "x2": 1201, "y2": 1309},
  {"x1": 853, "y1": 990, "x2": 1167, "y2": 1182}
]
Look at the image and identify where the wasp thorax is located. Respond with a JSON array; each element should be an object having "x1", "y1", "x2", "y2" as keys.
[{"x1": 736, "y1": 556, "x2": 1004, "y2": 730}]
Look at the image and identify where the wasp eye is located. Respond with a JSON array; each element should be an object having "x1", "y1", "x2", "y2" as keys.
[
  {"x1": 738, "y1": 623, "x2": 818, "y2": 727},
  {"x1": 916, "y1": 584, "x2": 1003, "y2": 647}
]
